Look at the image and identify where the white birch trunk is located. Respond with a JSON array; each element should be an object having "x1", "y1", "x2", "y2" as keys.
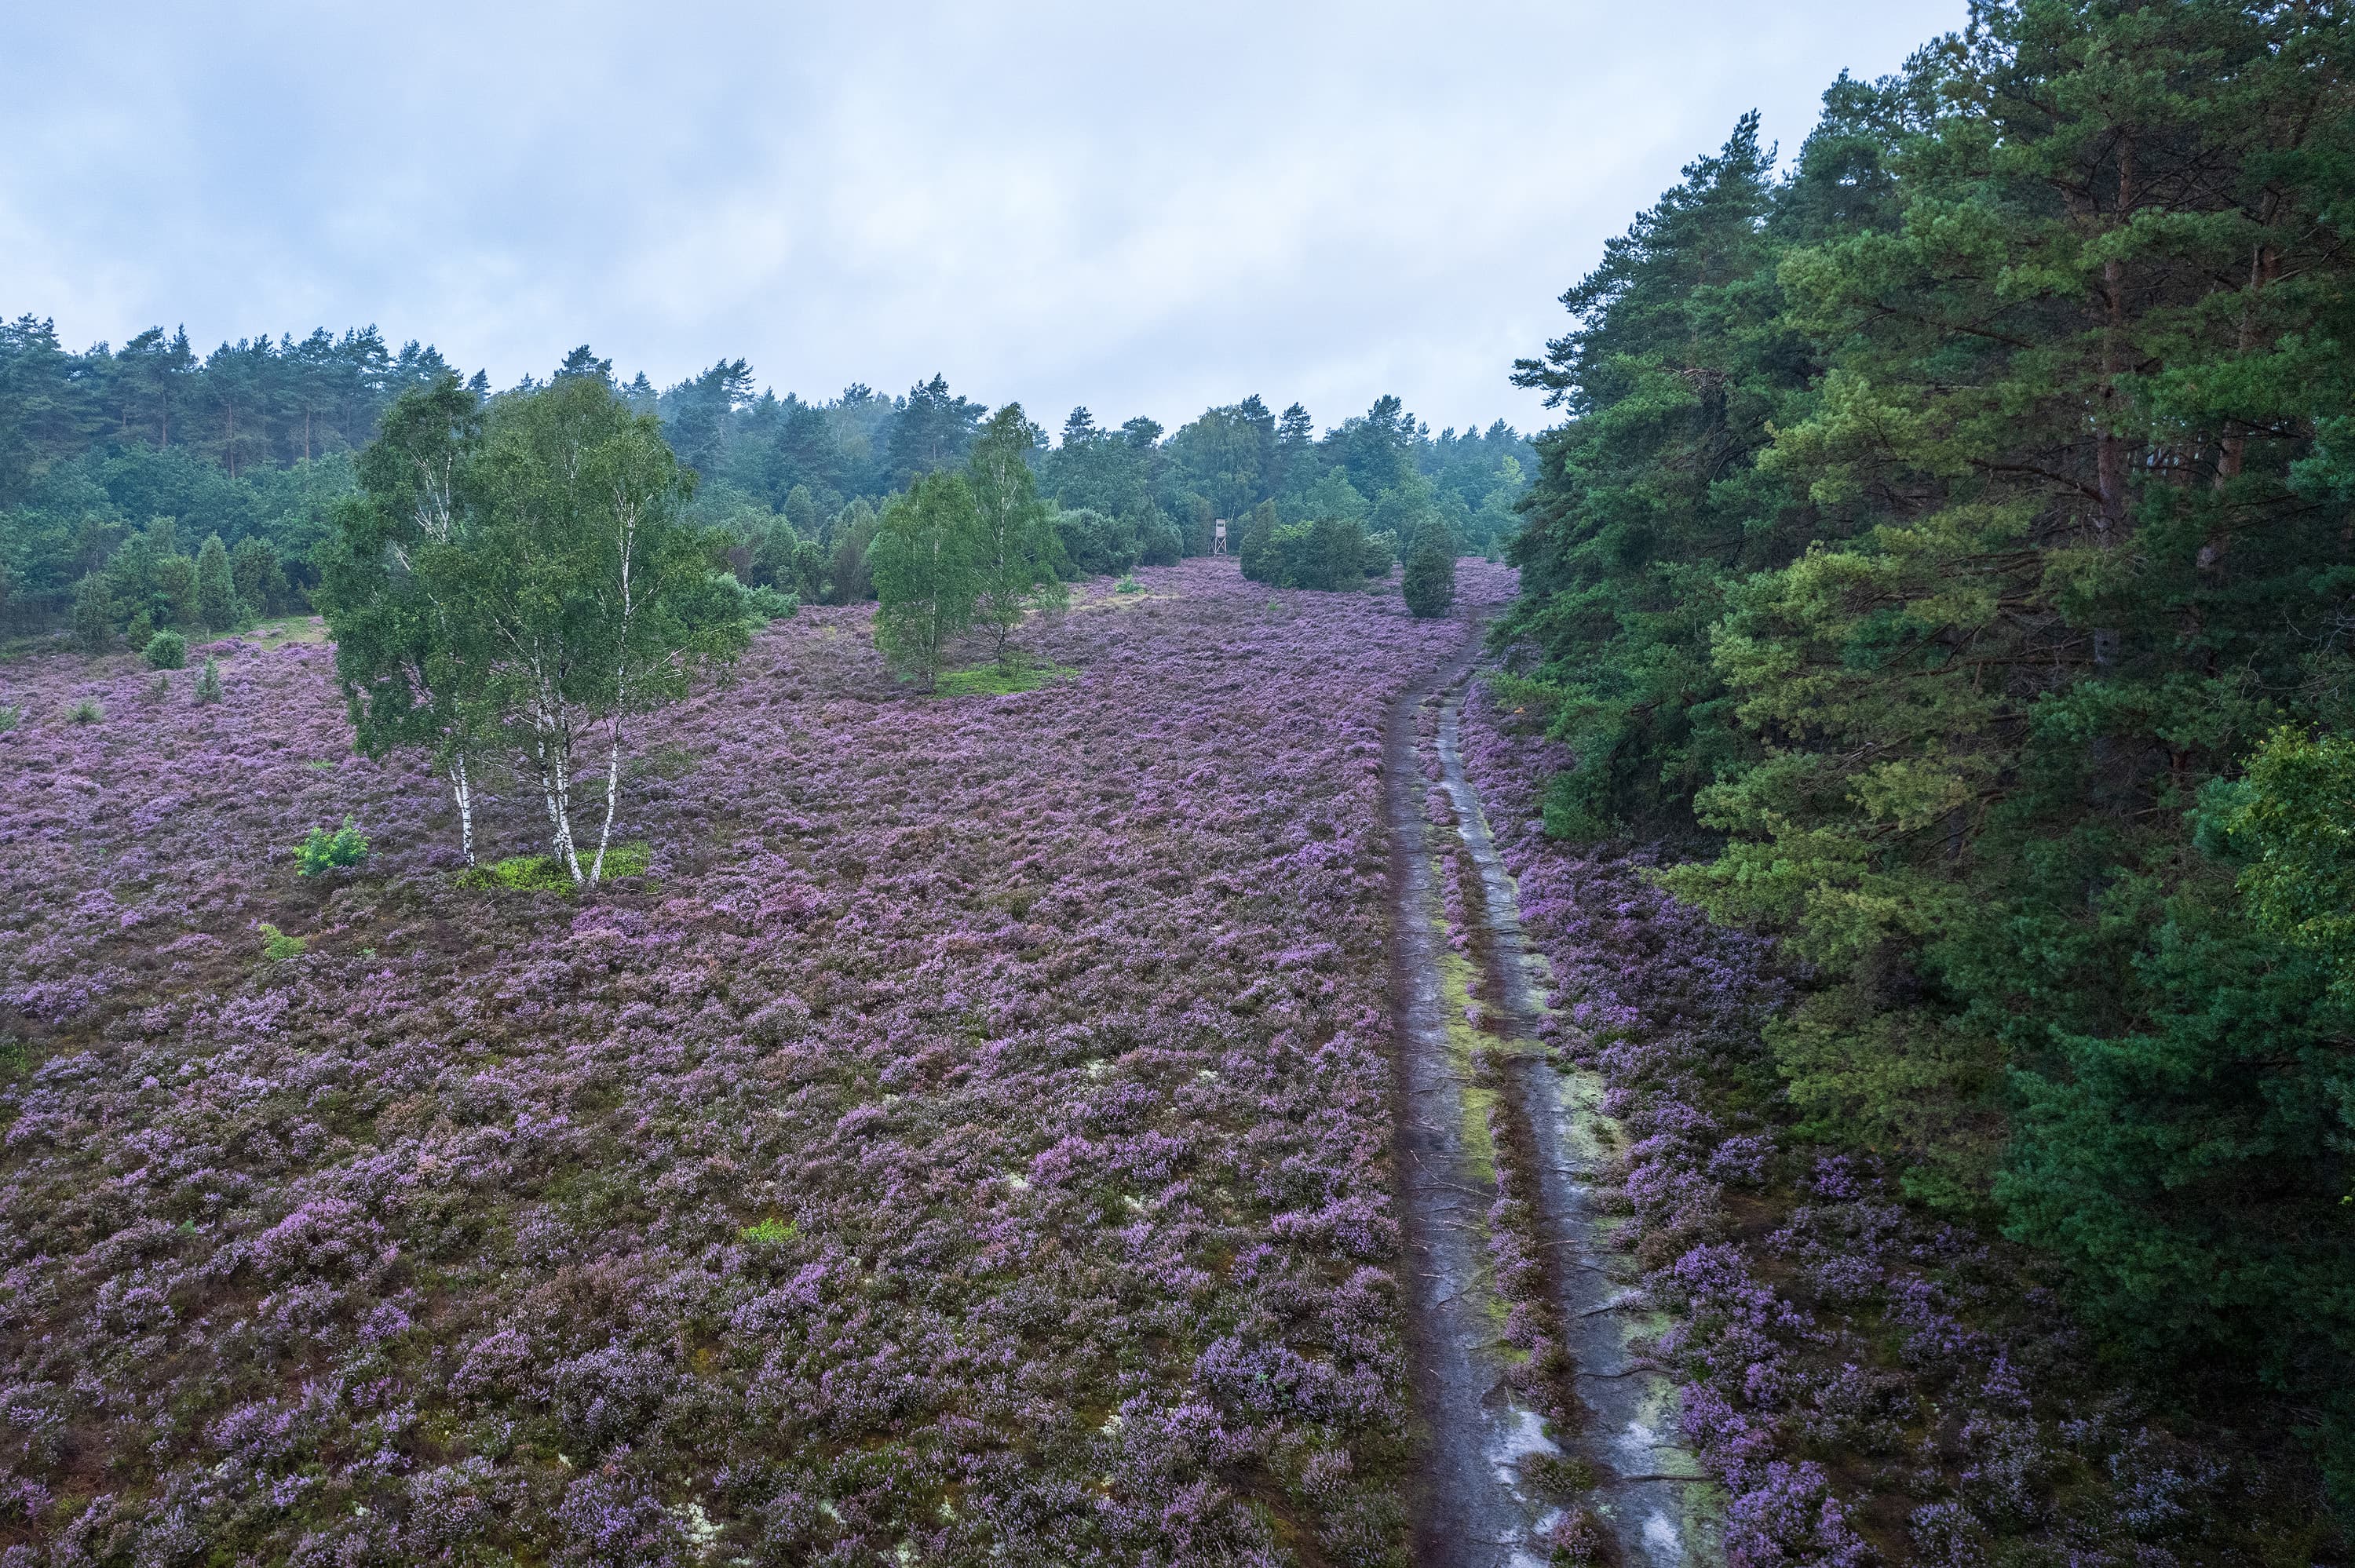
[{"x1": 450, "y1": 755, "x2": 476, "y2": 866}]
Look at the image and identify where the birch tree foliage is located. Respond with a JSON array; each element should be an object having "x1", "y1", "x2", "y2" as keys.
[
  {"x1": 458, "y1": 376, "x2": 750, "y2": 884},
  {"x1": 869, "y1": 472, "x2": 978, "y2": 691},
  {"x1": 323, "y1": 375, "x2": 748, "y2": 884},
  {"x1": 965, "y1": 402, "x2": 1064, "y2": 667},
  {"x1": 319, "y1": 377, "x2": 497, "y2": 865}
]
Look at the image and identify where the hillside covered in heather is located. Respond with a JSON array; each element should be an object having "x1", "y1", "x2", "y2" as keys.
[{"x1": 0, "y1": 561, "x2": 1517, "y2": 1564}]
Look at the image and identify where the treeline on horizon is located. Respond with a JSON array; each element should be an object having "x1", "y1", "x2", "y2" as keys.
[
  {"x1": 1499, "y1": 0, "x2": 2355, "y2": 1493},
  {"x1": 0, "y1": 322, "x2": 1532, "y2": 636}
]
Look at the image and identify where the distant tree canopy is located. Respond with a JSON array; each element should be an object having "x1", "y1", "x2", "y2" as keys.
[{"x1": 0, "y1": 316, "x2": 1531, "y2": 633}]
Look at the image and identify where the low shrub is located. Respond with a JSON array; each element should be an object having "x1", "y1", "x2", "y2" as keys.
[
  {"x1": 294, "y1": 816, "x2": 371, "y2": 876},
  {"x1": 0, "y1": 703, "x2": 20, "y2": 734},
  {"x1": 144, "y1": 629, "x2": 187, "y2": 670},
  {"x1": 1115, "y1": 575, "x2": 1143, "y2": 595},
  {"x1": 68, "y1": 698, "x2": 101, "y2": 724},
  {"x1": 194, "y1": 657, "x2": 224, "y2": 705},
  {"x1": 742, "y1": 584, "x2": 798, "y2": 622},
  {"x1": 256, "y1": 922, "x2": 306, "y2": 961}
]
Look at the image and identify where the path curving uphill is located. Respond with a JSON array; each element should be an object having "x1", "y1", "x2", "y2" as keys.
[{"x1": 1386, "y1": 639, "x2": 1718, "y2": 1566}]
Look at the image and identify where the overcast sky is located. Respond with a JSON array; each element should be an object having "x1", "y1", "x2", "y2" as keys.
[{"x1": 2, "y1": 1, "x2": 1963, "y2": 439}]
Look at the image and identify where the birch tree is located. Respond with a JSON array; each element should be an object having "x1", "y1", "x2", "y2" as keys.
[
  {"x1": 965, "y1": 403, "x2": 1063, "y2": 668},
  {"x1": 464, "y1": 376, "x2": 749, "y2": 884},
  {"x1": 869, "y1": 473, "x2": 978, "y2": 691},
  {"x1": 323, "y1": 375, "x2": 748, "y2": 884}
]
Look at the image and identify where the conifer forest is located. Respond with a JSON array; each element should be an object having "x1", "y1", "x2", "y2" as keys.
[{"x1": 2, "y1": 3, "x2": 2352, "y2": 1566}]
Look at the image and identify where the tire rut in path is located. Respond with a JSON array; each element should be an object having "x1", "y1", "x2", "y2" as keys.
[{"x1": 1386, "y1": 637, "x2": 1718, "y2": 1567}]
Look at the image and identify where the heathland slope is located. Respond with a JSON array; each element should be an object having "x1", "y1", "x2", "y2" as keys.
[{"x1": 0, "y1": 561, "x2": 1510, "y2": 1566}]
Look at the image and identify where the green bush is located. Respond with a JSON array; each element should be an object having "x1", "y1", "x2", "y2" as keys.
[
  {"x1": 1247, "y1": 516, "x2": 1372, "y2": 591},
  {"x1": 742, "y1": 583, "x2": 799, "y2": 622},
  {"x1": 1403, "y1": 539, "x2": 1457, "y2": 618},
  {"x1": 194, "y1": 658, "x2": 224, "y2": 705},
  {"x1": 1054, "y1": 507, "x2": 1141, "y2": 578},
  {"x1": 144, "y1": 629, "x2": 187, "y2": 670},
  {"x1": 294, "y1": 816, "x2": 371, "y2": 876},
  {"x1": 257, "y1": 922, "x2": 307, "y2": 961},
  {"x1": 68, "y1": 698, "x2": 101, "y2": 724},
  {"x1": 1115, "y1": 575, "x2": 1142, "y2": 595},
  {"x1": 0, "y1": 704, "x2": 18, "y2": 734}
]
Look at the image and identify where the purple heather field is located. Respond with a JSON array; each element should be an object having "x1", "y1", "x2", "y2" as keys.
[{"x1": 0, "y1": 561, "x2": 1513, "y2": 1568}]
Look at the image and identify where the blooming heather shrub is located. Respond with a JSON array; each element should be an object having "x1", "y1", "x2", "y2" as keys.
[
  {"x1": 0, "y1": 560, "x2": 1517, "y2": 1564},
  {"x1": 1453, "y1": 678, "x2": 2336, "y2": 1561}
]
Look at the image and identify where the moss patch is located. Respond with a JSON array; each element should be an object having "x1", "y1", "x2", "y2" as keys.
[{"x1": 456, "y1": 841, "x2": 652, "y2": 893}]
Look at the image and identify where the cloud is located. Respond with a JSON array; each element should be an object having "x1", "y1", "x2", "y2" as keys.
[{"x1": 0, "y1": 0, "x2": 1964, "y2": 432}]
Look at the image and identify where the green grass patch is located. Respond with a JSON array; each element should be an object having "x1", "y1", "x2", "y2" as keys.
[
  {"x1": 933, "y1": 662, "x2": 1078, "y2": 698},
  {"x1": 455, "y1": 841, "x2": 652, "y2": 893}
]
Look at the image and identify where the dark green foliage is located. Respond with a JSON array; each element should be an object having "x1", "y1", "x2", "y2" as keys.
[
  {"x1": 229, "y1": 535, "x2": 288, "y2": 613},
  {"x1": 293, "y1": 816, "x2": 370, "y2": 876},
  {"x1": 143, "y1": 629, "x2": 185, "y2": 669},
  {"x1": 1506, "y1": 0, "x2": 2355, "y2": 1493},
  {"x1": 194, "y1": 531, "x2": 237, "y2": 629},
  {"x1": 1402, "y1": 538, "x2": 1455, "y2": 618},
  {"x1": 1054, "y1": 506, "x2": 1140, "y2": 578},
  {"x1": 826, "y1": 499, "x2": 878, "y2": 603},
  {"x1": 66, "y1": 698, "x2": 100, "y2": 724},
  {"x1": 1243, "y1": 513, "x2": 1372, "y2": 592},
  {"x1": 194, "y1": 656, "x2": 222, "y2": 705},
  {"x1": 1134, "y1": 503, "x2": 1184, "y2": 567},
  {"x1": 68, "y1": 574, "x2": 111, "y2": 650}
]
